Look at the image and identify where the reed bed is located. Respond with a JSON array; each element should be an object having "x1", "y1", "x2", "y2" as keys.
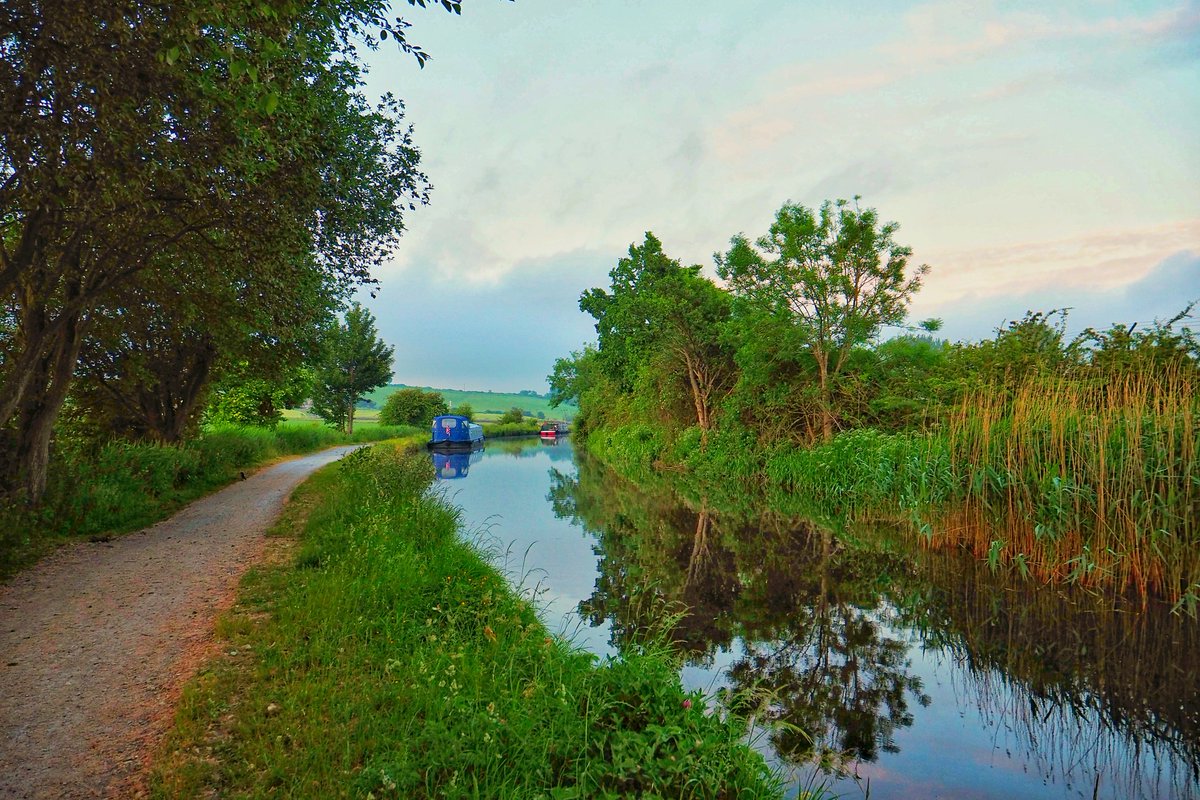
[
  {"x1": 736, "y1": 369, "x2": 1199, "y2": 603},
  {"x1": 942, "y1": 368, "x2": 1198, "y2": 602}
]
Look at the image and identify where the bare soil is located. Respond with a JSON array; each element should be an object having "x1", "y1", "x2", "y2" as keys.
[{"x1": 0, "y1": 446, "x2": 361, "y2": 799}]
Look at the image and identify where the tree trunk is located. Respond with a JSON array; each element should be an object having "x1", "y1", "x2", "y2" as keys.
[
  {"x1": 14, "y1": 312, "x2": 85, "y2": 504},
  {"x1": 816, "y1": 353, "x2": 834, "y2": 442},
  {"x1": 346, "y1": 400, "x2": 355, "y2": 435}
]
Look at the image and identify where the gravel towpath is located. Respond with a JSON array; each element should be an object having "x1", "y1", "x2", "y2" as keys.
[{"x1": 0, "y1": 445, "x2": 362, "y2": 799}]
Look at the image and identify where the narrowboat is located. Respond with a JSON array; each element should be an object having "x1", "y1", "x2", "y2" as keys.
[
  {"x1": 539, "y1": 421, "x2": 568, "y2": 439},
  {"x1": 428, "y1": 414, "x2": 484, "y2": 450}
]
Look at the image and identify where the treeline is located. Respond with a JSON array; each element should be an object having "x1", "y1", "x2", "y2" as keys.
[
  {"x1": 0, "y1": 1, "x2": 465, "y2": 509},
  {"x1": 552, "y1": 199, "x2": 1200, "y2": 603}
]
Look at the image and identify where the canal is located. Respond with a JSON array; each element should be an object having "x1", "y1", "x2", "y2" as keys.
[{"x1": 431, "y1": 437, "x2": 1200, "y2": 800}]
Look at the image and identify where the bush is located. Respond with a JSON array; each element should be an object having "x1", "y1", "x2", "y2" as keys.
[
  {"x1": 499, "y1": 406, "x2": 526, "y2": 424},
  {"x1": 379, "y1": 388, "x2": 449, "y2": 427}
]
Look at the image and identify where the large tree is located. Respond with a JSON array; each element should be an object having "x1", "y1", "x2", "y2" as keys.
[
  {"x1": 311, "y1": 303, "x2": 394, "y2": 434},
  {"x1": 716, "y1": 199, "x2": 927, "y2": 441},
  {"x1": 580, "y1": 233, "x2": 734, "y2": 433},
  {"x1": 0, "y1": 0, "x2": 435, "y2": 499}
]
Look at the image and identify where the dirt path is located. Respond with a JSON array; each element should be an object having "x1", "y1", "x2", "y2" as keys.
[{"x1": 0, "y1": 445, "x2": 363, "y2": 799}]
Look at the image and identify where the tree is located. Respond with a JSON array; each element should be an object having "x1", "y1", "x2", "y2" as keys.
[
  {"x1": 717, "y1": 199, "x2": 927, "y2": 441},
  {"x1": 580, "y1": 233, "x2": 734, "y2": 433},
  {"x1": 455, "y1": 402, "x2": 475, "y2": 421},
  {"x1": 379, "y1": 387, "x2": 448, "y2": 427},
  {"x1": 499, "y1": 407, "x2": 526, "y2": 424},
  {"x1": 0, "y1": 0, "x2": 435, "y2": 500},
  {"x1": 311, "y1": 304, "x2": 394, "y2": 433}
]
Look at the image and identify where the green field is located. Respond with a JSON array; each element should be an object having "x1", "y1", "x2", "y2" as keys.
[{"x1": 365, "y1": 384, "x2": 577, "y2": 420}]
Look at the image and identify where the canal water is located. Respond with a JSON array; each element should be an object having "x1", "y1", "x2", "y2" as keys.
[{"x1": 431, "y1": 437, "x2": 1200, "y2": 800}]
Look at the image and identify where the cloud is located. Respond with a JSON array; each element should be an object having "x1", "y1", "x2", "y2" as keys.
[
  {"x1": 914, "y1": 218, "x2": 1200, "y2": 304},
  {"x1": 917, "y1": 249, "x2": 1200, "y2": 342},
  {"x1": 711, "y1": 1, "x2": 1200, "y2": 163},
  {"x1": 364, "y1": 248, "x2": 608, "y2": 392}
]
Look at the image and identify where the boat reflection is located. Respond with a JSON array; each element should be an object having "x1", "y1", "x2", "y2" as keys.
[{"x1": 430, "y1": 446, "x2": 483, "y2": 480}]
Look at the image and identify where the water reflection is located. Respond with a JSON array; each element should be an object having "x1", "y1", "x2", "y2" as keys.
[
  {"x1": 429, "y1": 447, "x2": 483, "y2": 480},
  {"x1": 550, "y1": 452, "x2": 1200, "y2": 799}
]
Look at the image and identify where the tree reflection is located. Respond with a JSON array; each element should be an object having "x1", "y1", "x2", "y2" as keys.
[
  {"x1": 550, "y1": 456, "x2": 928, "y2": 767},
  {"x1": 550, "y1": 452, "x2": 1200, "y2": 796}
]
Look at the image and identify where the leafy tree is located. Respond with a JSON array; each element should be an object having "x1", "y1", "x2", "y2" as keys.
[
  {"x1": 379, "y1": 387, "x2": 448, "y2": 427},
  {"x1": 455, "y1": 402, "x2": 475, "y2": 421},
  {"x1": 311, "y1": 304, "x2": 394, "y2": 433},
  {"x1": 580, "y1": 233, "x2": 734, "y2": 432},
  {"x1": 206, "y1": 368, "x2": 314, "y2": 429},
  {"x1": 548, "y1": 345, "x2": 598, "y2": 408},
  {"x1": 717, "y1": 199, "x2": 927, "y2": 440},
  {"x1": 499, "y1": 407, "x2": 526, "y2": 424},
  {"x1": 0, "y1": 0, "x2": 438, "y2": 500}
]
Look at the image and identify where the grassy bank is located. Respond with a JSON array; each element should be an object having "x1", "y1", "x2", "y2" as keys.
[
  {"x1": 0, "y1": 423, "x2": 419, "y2": 577},
  {"x1": 583, "y1": 371, "x2": 1200, "y2": 605},
  {"x1": 151, "y1": 441, "x2": 781, "y2": 799}
]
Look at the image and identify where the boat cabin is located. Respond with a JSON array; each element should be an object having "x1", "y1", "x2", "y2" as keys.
[
  {"x1": 429, "y1": 414, "x2": 484, "y2": 450},
  {"x1": 539, "y1": 421, "x2": 568, "y2": 438}
]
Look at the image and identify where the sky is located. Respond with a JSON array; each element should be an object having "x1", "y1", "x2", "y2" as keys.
[{"x1": 358, "y1": 0, "x2": 1200, "y2": 393}]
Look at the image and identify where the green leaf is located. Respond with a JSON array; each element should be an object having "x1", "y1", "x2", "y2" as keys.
[
  {"x1": 165, "y1": 46, "x2": 180, "y2": 65},
  {"x1": 263, "y1": 92, "x2": 280, "y2": 115}
]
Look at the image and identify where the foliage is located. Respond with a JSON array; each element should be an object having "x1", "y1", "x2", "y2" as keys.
[
  {"x1": 716, "y1": 198, "x2": 927, "y2": 440},
  {"x1": 0, "y1": 0, "x2": 443, "y2": 502},
  {"x1": 206, "y1": 368, "x2": 313, "y2": 430},
  {"x1": 370, "y1": 384, "x2": 578, "y2": 420},
  {"x1": 498, "y1": 407, "x2": 527, "y2": 424},
  {"x1": 150, "y1": 443, "x2": 783, "y2": 799},
  {"x1": 454, "y1": 402, "x2": 475, "y2": 421},
  {"x1": 482, "y1": 420, "x2": 542, "y2": 438},
  {"x1": 379, "y1": 386, "x2": 449, "y2": 427},
  {"x1": 579, "y1": 234, "x2": 735, "y2": 432},
  {"x1": 310, "y1": 303, "x2": 394, "y2": 434}
]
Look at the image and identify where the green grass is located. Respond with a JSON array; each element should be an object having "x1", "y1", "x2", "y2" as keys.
[
  {"x1": 0, "y1": 423, "x2": 420, "y2": 578},
  {"x1": 150, "y1": 441, "x2": 783, "y2": 799},
  {"x1": 366, "y1": 384, "x2": 578, "y2": 421}
]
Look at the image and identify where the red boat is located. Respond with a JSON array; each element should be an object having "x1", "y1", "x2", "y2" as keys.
[{"x1": 539, "y1": 421, "x2": 568, "y2": 439}]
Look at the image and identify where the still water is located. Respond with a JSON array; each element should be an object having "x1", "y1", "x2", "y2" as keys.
[{"x1": 432, "y1": 437, "x2": 1200, "y2": 800}]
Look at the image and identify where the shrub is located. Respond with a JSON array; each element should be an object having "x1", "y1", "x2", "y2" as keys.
[
  {"x1": 499, "y1": 406, "x2": 526, "y2": 424},
  {"x1": 379, "y1": 388, "x2": 449, "y2": 427}
]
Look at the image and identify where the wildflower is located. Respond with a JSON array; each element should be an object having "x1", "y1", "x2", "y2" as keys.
[{"x1": 682, "y1": 699, "x2": 692, "y2": 710}]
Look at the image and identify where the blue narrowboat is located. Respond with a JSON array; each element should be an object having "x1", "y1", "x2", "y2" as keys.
[{"x1": 428, "y1": 414, "x2": 484, "y2": 450}]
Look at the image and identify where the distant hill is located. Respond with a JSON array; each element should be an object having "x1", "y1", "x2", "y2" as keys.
[{"x1": 366, "y1": 385, "x2": 578, "y2": 420}]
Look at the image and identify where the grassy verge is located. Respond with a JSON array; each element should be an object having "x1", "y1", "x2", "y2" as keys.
[
  {"x1": 0, "y1": 423, "x2": 419, "y2": 577},
  {"x1": 150, "y1": 441, "x2": 781, "y2": 799}
]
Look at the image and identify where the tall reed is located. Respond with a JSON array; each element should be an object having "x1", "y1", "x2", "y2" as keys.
[{"x1": 940, "y1": 367, "x2": 1198, "y2": 600}]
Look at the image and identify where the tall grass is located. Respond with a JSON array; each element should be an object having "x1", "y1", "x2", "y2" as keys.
[
  {"x1": 151, "y1": 442, "x2": 783, "y2": 799},
  {"x1": 0, "y1": 423, "x2": 419, "y2": 576},
  {"x1": 939, "y1": 369, "x2": 1198, "y2": 600}
]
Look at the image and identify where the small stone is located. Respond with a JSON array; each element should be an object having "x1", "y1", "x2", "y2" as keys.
[{"x1": 265, "y1": 702, "x2": 281, "y2": 717}]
